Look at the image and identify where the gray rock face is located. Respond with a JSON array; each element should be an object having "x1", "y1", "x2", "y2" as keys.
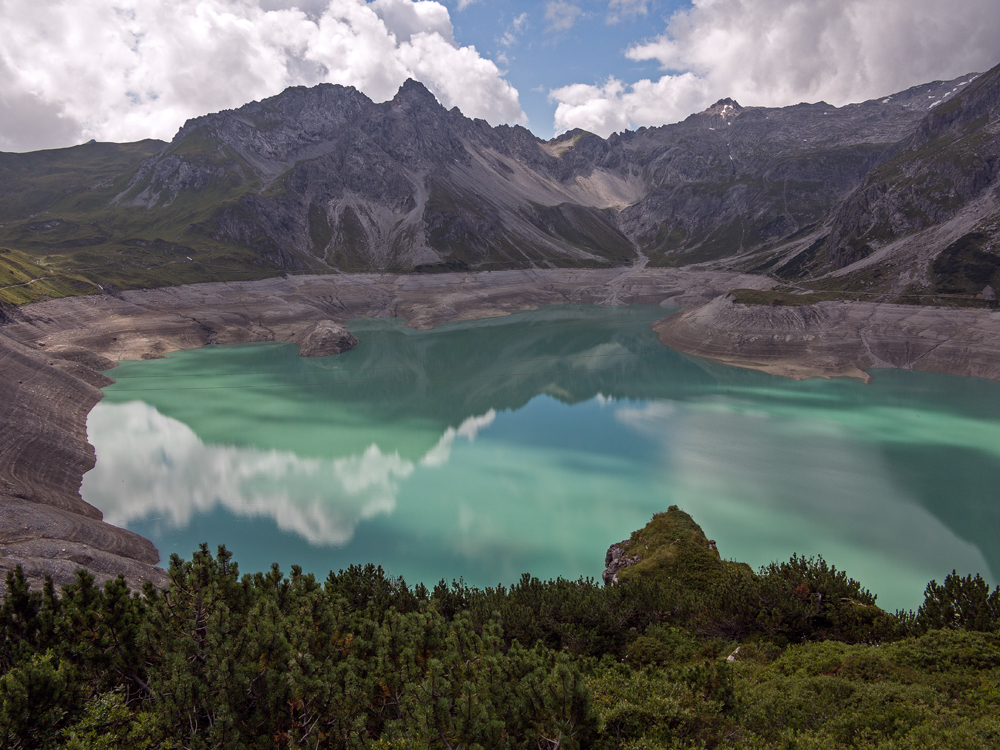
[
  {"x1": 603, "y1": 540, "x2": 640, "y2": 586},
  {"x1": 108, "y1": 71, "x2": 987, "y2": 278},
  {"x1": 297, "y1": 320, "x2": 359, "y2": 357},
  {"x1": 825, "y1": 63, "x2": 1000, "y2": 270}
]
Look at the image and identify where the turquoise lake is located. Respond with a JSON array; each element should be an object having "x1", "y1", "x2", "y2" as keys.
[{"x1": 81, "y1": 304, "x2": 1000, "y2": 611}]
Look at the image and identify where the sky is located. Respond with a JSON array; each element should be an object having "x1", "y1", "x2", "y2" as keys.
[{"x1": 1, "y1": 0, "x2": 999, "y2": 152}]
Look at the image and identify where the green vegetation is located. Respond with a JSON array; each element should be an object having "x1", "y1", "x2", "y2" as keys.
[
  {"x1": 413, "y1": 258, "x2": 472, "y2": 273},
  {"x1": 0, "y1": 137, "x2": 327, "y2": 301},
  {"x1": 3, "y1": 506, "x2": 1000, "y2": 749},
  {"x1": 612, "y1": 508, "x2": 730, "y2": 589},
  {"x1": 308, "y1": 203, "x2": 333, "y2": 254},
  {"x1": 0, "y1": 140, "x2": 164, "y2": 221},
  {"x1": 930, "y1": 232, "x2": 1000, "y2": 295},
  {"x1": 0, "y1": 246, "x2": 100, "y2": 304},
  {"x1": 770, "y1": 236, "x2": 831, "y2": 281}
]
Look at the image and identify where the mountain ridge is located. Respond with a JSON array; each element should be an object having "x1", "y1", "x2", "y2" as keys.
[{"x1": 0, "y1": 65, "x2": 996, "y2": 302}]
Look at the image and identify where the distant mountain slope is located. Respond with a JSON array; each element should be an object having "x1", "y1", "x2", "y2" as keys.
[
  {"x1": 110, "y1": 80, "x2": 639, "y2": 273},
  {"x1": 0, "y1": 68, "x2": 994, "y2": 300},
  {"x1": 811, "y1": 62, "x2": 1000, "y2": 296}
]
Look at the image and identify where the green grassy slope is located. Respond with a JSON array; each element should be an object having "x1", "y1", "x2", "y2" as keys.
[{"x1": 0, "y1": 138, "x2": 310, "y2": 298}]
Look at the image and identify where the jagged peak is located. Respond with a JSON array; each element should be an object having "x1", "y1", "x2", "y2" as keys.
[
  {"x1": 541, "y1": 128, "x2": 599, "y2": 157},
  {"x1": 550, "y1": 128, "x2": 597, "y2": 142},
  {"x1": 392, "y1": 79, "x2": 442, "y2": 109},
  {"x1": 699, "y1": 98, "x2": 743, "y2": 118}
]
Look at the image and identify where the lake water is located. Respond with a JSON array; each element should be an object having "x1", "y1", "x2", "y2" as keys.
[{"x1": 81, "y1": 305, "x2": 1000, "y2": 611}]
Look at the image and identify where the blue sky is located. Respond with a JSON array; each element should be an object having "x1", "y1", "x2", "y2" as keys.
[{"x1": 446, "y1": 0, "x2": 685, "y2": 138}]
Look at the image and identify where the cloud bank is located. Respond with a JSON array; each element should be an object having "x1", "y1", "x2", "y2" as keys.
[
  {"x1": 552, "y1": 0, "x2": 1000, "y2": 137},
  {"x1": 0, "y1": 0, "x2": 524, "y2": 152}
]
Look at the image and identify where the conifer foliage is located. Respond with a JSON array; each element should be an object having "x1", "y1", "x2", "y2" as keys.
[{"x1": 2, "y1": 542, "x2": 1000, "y2": 749}]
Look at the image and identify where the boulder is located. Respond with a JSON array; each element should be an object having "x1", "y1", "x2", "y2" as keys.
[{"x1": 298, "y1": 320, "x2": 359, "y2": 357}]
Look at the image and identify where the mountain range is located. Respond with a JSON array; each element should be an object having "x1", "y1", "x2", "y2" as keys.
[{"x1": 0, "y1": 61, "x2": 998, "y2": 303}]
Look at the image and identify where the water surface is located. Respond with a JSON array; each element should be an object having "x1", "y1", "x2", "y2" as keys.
[{"x1": 82, "y1": 305, "x2": 1000, "y2": 611}]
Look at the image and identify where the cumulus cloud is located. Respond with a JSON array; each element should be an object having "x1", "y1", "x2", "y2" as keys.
[
  {"x1": 421, "y1": 409, "x2": 496, "y2": 467},
  {"x1": 82, "y1": 401, "x2": 413, "y2": 546},
  {"x1": 552, "y1": 0, "x2": 1000, "y2": 137},
  {"x1": 0, "y1": 0, "x2": 523, "y2": 152},
  {"x1": 551, "y1": 74, "x2": 709, "y2": 135}
]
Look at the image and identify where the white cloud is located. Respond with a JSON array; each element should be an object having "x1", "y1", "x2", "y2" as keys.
[
  {"x1": 549, "y1": 72, "x2": 712, "y2": 136},
  {"x1": 371, "y1": 0, "x2": 454, "y2": 43},
  {"x1": 500, "y1": 12, "x2": 529, "y2": 47},
  {"x1": 545, "y1": 1, "x2": 583, "y2": 32},
  {"x1": 0, "y1": 0, "x2": 524, "y2": 152},
  {"x1": 551, "y1": 0, "x2": 1000, "y2": 137},
  {"x1": 606, "y1": 0, "x2": 649, "y2": 25}
]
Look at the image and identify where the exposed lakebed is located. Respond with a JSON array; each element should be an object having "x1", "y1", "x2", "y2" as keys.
[{"x1": 82, "y1": 305, "x2": 1000, "y2": 611}]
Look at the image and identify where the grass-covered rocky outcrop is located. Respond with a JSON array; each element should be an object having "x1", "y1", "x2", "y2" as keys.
[{"x1": 2, "y1": 508, "x2": 1000, "y2": 749}]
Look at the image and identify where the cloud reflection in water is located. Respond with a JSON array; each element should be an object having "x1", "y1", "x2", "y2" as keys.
[
  {"x1": 614, "y1": 399, "x2": 994, "y2": 596},
  {"x1": 83, "y1": 401, "x2": 494, "y2": 547}
]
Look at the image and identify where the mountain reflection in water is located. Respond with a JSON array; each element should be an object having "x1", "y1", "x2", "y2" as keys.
[{"x1": 82, "y1": 305, "x2": 1000, "y2": 611}]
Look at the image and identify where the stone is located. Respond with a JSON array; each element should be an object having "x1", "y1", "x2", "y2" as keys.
[
  {"x1": 602, "y1": 540, "x2": 641, "y2": 586},
  {"x1": 297, "y1": 320, "x2": 359, "y2": 357}
]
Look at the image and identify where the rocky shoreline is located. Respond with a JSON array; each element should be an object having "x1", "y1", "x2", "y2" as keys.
[{"x1": 6, "y1": 267, "x2": 1000, "y2": 590}]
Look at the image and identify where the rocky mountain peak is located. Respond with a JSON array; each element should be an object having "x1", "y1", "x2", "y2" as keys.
[
  {"x1": 392, "y1": 79, "x2": 443, "y2": 110},
  {"x1": 541, "y1": 128, "x2": 596, "y2": 157},
  {"x1": 700, "y1": 98, "x2": 743, "y2": 118}
]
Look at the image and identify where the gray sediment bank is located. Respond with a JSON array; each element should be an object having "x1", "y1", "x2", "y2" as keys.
[{"x1": 655, "y1": 293, "x2": 1000, "y2": 383}]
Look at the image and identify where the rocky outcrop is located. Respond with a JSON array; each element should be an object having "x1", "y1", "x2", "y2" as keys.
[
  {"x1": 297, "y1": 320, "x2": 359, "y2": 357},
  {"x1": 601, "y1": 506, "x2": 726, "y2": 588},
  {"x1": 603, "y1": 541, "x2": 640, "y2": 585}
]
